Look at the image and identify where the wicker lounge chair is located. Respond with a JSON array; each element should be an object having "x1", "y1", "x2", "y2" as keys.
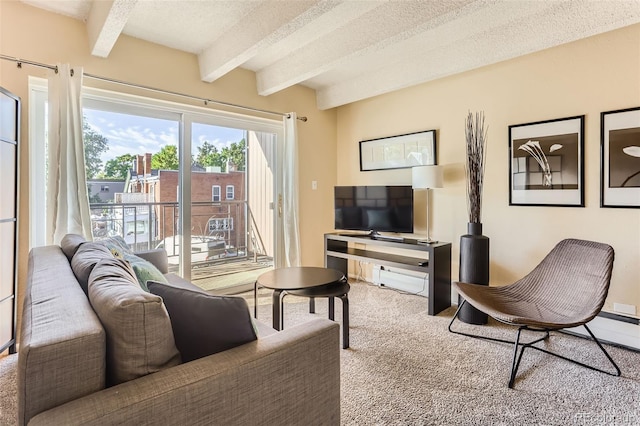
[{"x1": 449, "y1": 238, "x2": 621, "y2": 388}]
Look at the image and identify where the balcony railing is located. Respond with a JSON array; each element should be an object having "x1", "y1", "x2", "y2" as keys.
[{"x1": 89, "y1": 200, "x2": 264, "y2": 267}]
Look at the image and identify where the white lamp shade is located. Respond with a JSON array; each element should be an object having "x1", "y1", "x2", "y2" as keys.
[{"x1": 412, "y1": 165, "x2": 443, "y2": 189}]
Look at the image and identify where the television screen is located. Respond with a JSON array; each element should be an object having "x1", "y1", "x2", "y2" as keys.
[{"x1": 334, "y1": 186, "x2": 413, "y2": 233}]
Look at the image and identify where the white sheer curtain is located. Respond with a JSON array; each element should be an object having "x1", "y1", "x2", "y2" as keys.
[
  {"x1": 281, "y1": 113, "x2": 301, "y2": 267},
  {"x1": 46, "y1": 64, "x2": 93, "y2": 244}
]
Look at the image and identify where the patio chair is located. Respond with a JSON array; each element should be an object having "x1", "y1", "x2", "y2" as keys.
[{"x1": 448, "y1": 238, "x2": 621, "y2": 388}]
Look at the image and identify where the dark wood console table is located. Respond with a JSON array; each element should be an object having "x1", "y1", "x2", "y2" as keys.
[{"x1": 324, "y1": 233, "x2": 451, "y2": 315}]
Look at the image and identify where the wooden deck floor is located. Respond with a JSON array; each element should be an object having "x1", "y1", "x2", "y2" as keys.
[{"x1": 170, "y1": 255, "x2": 274, "y2": 293}]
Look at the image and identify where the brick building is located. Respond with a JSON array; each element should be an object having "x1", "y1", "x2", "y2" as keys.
[{"x1": 127, "y1": 153, "x2": 246, "y2": 252}]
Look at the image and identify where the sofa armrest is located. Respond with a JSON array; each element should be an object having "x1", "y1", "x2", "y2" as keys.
[
  {"x1": 28, "y1": 318, "x2": 341, "y2": 426},
  {"x1": 20, "y1": 247, "x2": 107, "y2": 426},
  {"x1": 134, "y1": 248, "x2": 169, "y2": 274}
]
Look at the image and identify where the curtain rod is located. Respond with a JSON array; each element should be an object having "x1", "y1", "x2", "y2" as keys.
[{"x1": 0, "y1": 54, "x2": 308, "y2": 122}]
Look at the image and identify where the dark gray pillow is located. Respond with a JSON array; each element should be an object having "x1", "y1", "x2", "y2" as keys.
[
  {"x1": 60, "y1": 233, "x2": 87, "y2": 262},
  {"x1": 71, "y1": 242, "x2": 114, "y2": 294},
  {"x1": 148, "y1": 281, "x2": 257, "y2": 363}
]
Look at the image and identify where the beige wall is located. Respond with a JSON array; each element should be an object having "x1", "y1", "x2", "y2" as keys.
[
  {"x1": 336, "y1": 24, "x2": 640, "y2": 315},
  {"x1": 2, "y1": 1, "x2": 637, "y2": 319},
  {"x1": 0, "y1": 1, "x2": 337, "y2": 327}
]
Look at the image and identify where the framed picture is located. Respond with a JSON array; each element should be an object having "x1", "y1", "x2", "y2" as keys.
[
  {"x1": 601, "y1": 107, "x2": 640, "y2": 208},
  {"x1": 509, "y1": 115, "x2": 584, "y2": 207},
  {"x1": 359, "y1": 129, "x2": 436, "y2": 171}
]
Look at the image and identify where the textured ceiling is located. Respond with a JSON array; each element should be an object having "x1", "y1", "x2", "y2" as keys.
[{"x1": 21, "y1": 0, "x2": 640, "y2": 110}]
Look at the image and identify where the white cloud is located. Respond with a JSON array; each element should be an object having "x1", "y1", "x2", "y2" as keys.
[
  {"x1": 85, "y1": 108, "x2": 242, "y2": 166},
  {"x1": 159, "y1": 132, "x2": 176, "y2": 145}
]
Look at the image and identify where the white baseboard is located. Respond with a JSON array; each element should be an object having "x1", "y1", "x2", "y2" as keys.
[
  {"x1": 566, "y1": 313, "x2": 640, "y2": 351},
  {"x1": 359, "y1": 267, "x2": 640, "y2": 352}
]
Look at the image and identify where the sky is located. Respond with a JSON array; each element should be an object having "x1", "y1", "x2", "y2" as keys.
[{"x1": 84, "y1": 108, "x2": 245, "y2": 164}]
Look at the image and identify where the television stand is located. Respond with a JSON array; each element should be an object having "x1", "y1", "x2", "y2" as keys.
[{"x1": 324, "y1": 233, "x2": 451, "y2": 315}]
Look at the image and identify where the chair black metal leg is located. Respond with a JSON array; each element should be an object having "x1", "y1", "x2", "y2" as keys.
[
  {"x1": 448, "y1": 300, "x2": 465, "y2": 332},
  {"x1": 582, "y1": 324, "x2": 621, "y2": 376},
  {"x1": 508, "y1": 327, "x2": 526, "y2": 388},
  {"x1": 309, "y1": 297, "x2": 315, "y2": 313},
  {"x1": 451, "y1": 307, "x2": 621, "y2": 387},
  {"x1": 449, "y1": 301, "x2": 549, "y2": 347}
]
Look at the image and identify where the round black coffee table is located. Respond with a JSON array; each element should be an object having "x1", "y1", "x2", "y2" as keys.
[{"x1": 254, "y1": 267, "x2": 349, "y2": 344}]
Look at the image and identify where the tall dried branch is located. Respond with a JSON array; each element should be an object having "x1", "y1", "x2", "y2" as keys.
[{"x1": 465, "y1": 111, "x2": 488, "y2": 224}]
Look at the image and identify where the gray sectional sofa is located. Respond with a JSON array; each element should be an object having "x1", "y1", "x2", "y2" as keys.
[{"x1": 18, "y1": 236, "x2": 340, "y2": 425}]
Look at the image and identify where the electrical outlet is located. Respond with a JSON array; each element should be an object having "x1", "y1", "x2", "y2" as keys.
[
  {"x1": 613, "y1": 302, "x2": 637, "y2": 316},
  {"x1": 311, "y1": 180, "x2": 318, "y2": 190}
]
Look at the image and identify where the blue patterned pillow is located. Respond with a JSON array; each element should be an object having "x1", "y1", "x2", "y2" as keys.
[
  {"x1": 97, "y1": 236, "x2": 168, "y2": 292},
  {"x1": 127, "y1": 255, "x2": 168, "y2": 292}
]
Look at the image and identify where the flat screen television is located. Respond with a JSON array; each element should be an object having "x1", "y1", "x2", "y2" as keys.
[{"x1": 334, "y1": 185, "x2": 413, "y2": 234}]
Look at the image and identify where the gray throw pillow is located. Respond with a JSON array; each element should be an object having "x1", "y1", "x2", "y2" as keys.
[
  {"x1": 148, "y1": 281, "x2": 257, "y2": 363},
  {"x1": 70, "y1": 242, "x2": 114, "y2": 294},
  {"x1": 60, "y1": 233, "x2": 87, "y2": 262},
  {"x1": 88, "y1": 258, "x2": 181, "y2": 386}
]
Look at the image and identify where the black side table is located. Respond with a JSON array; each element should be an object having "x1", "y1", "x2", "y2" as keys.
[{"x1": 254, "y1": 267, "x2": 346, "y2": 330}]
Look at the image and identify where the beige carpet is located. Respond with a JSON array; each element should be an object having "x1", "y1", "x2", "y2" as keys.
[
  {"x1": 0, "y1": 352, "x2": 17, "y2": 425},
  {"x1": 2, "y1": 281, "x2": 639, "y2": 425}
]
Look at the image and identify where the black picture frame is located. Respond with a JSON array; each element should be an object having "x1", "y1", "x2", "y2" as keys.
[
  {"x1": 509, "y1": 115, "x2": 585, "y2": 207},
  {"x1": 601, "y1": 107, "x2": 640, "y2": 208},
  {"x1": 359, "y1": 129, "x2": 436, "y2": 171}
]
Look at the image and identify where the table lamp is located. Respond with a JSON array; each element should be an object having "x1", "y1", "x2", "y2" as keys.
[{"x1": 412, "y1": 165, "x2": 443, "y2": 243}]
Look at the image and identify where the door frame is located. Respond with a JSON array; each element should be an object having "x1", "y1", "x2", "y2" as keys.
[{"x1": 180, "y1": 112, "x2": 283, "y2": 281}]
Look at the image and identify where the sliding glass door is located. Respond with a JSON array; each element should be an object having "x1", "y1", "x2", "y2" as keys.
[{"x1": 30, "y1": 79, "x2": 284, "y2": 293}]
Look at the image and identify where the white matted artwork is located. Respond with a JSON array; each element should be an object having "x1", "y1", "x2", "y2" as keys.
[
  {"x1": 601, "y1": 107, "x2": 640, "y2": 208},
  {"x1": 509, "y1": 115, "x2": 584, "y2": 207},
  {"x1": 359, "y1": 130, "x2": 436, "y2": 171}
]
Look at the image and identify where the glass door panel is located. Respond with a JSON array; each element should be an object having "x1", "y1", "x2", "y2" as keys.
[
  {"x1": 82, "y1": 105, "x2": 180, "y2": 258},
  {"x1": 187, "y1": 122, "x2": 275, "y2": 293}
]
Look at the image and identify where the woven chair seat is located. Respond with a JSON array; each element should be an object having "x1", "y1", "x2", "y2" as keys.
[{"x1": 455, "y1": 282, "x2": 597, "y2": 329}]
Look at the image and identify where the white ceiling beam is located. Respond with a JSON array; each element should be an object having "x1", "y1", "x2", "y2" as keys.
[
  {"x1": 243, "y1": 0, "x2": 384, "y2": 72},
  {"x1": 198, "y1": 0, "x2": 342, "y2": 83},
  {"x1": 315, "y1": 1, "x2": 640, "y2": 110},
  {"x1": 255, "y1": 1, "x2": 482, "y2": 97},
  {"x1": 86, "y1": 0, "x2": 138, "y2": 58}
]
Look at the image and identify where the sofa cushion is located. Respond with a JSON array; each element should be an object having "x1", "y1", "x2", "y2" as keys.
[
  {"x1": 70, "y1": 242, "x2": 114, "y2": 294},
  {"x1": 88, "y1": 258, "x2": 181, "y2": 386},
  {"x1": 97, "y1": 236, "x2": 168, "y2": 291},
  {"x1": 60, "y1": 233, "x2": 87, "y2": 261},
  {"x1": 148, "y1": 281, "x2": 258, "y2": 363}
]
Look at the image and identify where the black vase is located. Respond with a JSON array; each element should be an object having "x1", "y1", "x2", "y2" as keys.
[{"x1": 458, "y1": 222, "x2": 489, "y2": 324}]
